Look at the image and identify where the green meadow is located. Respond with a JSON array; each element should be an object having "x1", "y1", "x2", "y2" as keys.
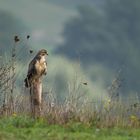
[{"x1": 0, "y1": 116, "x2": 139, "y2": 140}]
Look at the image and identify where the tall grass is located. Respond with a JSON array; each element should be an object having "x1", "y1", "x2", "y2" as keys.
[{"x1": 0, "y1": 36, "x2": 140, "y2": 128}]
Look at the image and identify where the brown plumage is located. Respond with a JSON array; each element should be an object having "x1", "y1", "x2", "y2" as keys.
[{"x1": 24, "y1": 49, "x2": 48, "y2": 88}]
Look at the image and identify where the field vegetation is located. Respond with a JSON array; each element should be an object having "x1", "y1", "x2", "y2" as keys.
[
  {"x1": 0, "y1": 45, "x2": 140, "y2": 139},
  {"x1": 0, "y1": 0, "x2": 140, "y2": 139}
]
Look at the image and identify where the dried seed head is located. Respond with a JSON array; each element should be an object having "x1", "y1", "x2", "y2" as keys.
[
  {"x1": 27, "y1": 35, "x2": 30, "y2": 39},
  {"x1": 83, "y1": 82, "x2": 88, "y2": 85},
  {"x1": 14, "y1": 35, "x2": 20, "y2": 42},
  {"x1": 29, "y1": 50, "x2": 33, "y2": 54}
]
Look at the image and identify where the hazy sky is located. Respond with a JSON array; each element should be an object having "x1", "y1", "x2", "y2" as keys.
[{"x1": 0, "y1": 0, "x2": 77, "y2": 47}]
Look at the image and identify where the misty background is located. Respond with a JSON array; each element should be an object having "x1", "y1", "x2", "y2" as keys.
[{"x1": 0, "y1": 0, "x2": 140, "y2": 101}]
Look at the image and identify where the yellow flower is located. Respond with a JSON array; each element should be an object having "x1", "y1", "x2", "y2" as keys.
[
  {"x1": 104, "y1": 100, "x2": 111, "y2": 111},
  {"x1": 130, "y1": 115, "x2": 138, "y2": 121},
  {"x1": 108, "y1": 99, "x2": 111, "y2": 104},
  {"x1": 12, "y1": 113, "x2": 17, "y2": 117}
]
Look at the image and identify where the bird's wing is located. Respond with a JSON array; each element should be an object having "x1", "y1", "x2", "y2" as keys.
[
  {"x1": 24, "y1": 59, "x2": 37, "y2": 87},
  {"x1": 27, "y1": 59, "x2": 36, "y2": 77}
]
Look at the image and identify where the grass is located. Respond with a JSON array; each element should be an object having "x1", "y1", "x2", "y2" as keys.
[
  {"x1": 0, "y1": 116, "x2": 139, "y2": 140},
  {"x1": 0, "y1": 35, "x2": 140, "y2": 140}
]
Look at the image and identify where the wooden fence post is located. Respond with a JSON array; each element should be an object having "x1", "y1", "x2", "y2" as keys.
[{"x1": 30, "y1": 78, "x2": 42, "y2": 118}]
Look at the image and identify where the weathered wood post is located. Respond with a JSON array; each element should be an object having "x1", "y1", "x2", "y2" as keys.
[{"x1": 30, "y1": 78, "x2": 42, "y2": 117}]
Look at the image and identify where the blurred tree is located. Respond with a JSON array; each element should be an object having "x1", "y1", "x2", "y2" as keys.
[
  {"x1": 55, "y1": 0, "x2": 140, "y2": 93},
  {"x1": 47, "y1": 0, "x2": 96, "y2": 8}
]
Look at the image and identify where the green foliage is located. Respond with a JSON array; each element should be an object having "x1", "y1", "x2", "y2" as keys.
[
  {"x1": 0, "y1": 117, "x2": 139, "y2": 140},
  {"x1": 0, "y1": 116, "x2": 48, "y2": 129},
  {"x1": 55, "y1": 0, "x2": 140, "y2": 93}
]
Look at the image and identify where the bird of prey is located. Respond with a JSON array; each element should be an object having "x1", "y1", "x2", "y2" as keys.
[{"x1": 24, "y1": 49, "x2": 48, "y2": 88}]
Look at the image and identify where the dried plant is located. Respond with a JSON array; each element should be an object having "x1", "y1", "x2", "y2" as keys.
[{"x1": 0, "y1": 37, "x2": 140, "y2": 128}]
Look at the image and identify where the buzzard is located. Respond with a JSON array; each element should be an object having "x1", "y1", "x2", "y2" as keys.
[{"x1": 24, "y1": 49, "x2": 48, "y2": 88}]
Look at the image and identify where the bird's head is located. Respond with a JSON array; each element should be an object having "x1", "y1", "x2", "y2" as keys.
[{"x1": 38, "y1": 49, "x2": 48, "y2": 56}]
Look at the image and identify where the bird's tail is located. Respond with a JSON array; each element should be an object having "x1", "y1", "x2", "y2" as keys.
[{"x1": 24, "y1": 77, "x2": 30, "y2": 88}]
